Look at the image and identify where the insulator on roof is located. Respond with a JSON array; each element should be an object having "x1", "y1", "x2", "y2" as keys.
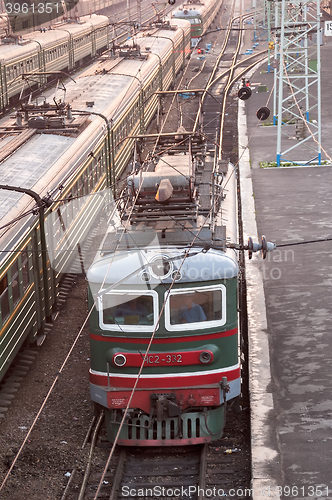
[{"x1": 155, "y1": 178, "x2": 174, "y2": 203}]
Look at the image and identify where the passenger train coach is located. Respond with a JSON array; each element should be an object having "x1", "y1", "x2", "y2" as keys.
[
  {"x1": 0, "y1": 14, "x2": 109, "y2": 112},
  {"x1": 1, "y1": 0, "x2": 79, "y2": 33},
  {"x1": 172, "y1": 0, "x2": 223, "y2": 46},
  {"x1": 0, "y1": 18, "x2": 191, "y2": 384}
]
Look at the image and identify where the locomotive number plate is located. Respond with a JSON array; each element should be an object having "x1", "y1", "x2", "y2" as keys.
[
  {"x1": 113, "y1": 350, "x2": 213, "y2": 367},
  {"x1": 145, "y1": 354, "x2": 183, "y2": 365}
]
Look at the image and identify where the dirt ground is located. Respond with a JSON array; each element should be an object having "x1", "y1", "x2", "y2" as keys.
[{"x1": 0, "y1": 276, "x2": 93, "y2": 499}]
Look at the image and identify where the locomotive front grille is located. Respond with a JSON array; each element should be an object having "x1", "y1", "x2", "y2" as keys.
[
  {"x1": 105, "y1": 406, "x2": 225, "y2": 445},
  {"x1": 126, "y1": 415, "x2": 201, "y2": 441}
]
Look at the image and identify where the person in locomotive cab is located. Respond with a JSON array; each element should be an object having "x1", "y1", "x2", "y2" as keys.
[
  {"x1": 179, "y1": 294, "x2": 207, "y2": 323},
  {"x1": 115, "y1": 297, "x2": 149, "y2": 324},
  {"x1": 116, "y1": 297, "x2": 148, "y2": 317}
]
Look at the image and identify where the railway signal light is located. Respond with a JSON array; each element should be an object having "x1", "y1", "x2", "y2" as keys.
[
  {"x1": 256, "y1": 106, "x2": 270, "y2": 121},
  {"x1": 269, "y1": 41, "x2": 274, "y2": 50},
  {"x1": 238, "y1": 86, "x2": 252, "y2": 100}
]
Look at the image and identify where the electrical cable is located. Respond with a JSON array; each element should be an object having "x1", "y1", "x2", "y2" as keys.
[
  {"x1": 0, "y1": 10, "x2": 215, "y2": 493},
  {"x1": 3, "y1": 10, "x2": 329, "y2": 493}
]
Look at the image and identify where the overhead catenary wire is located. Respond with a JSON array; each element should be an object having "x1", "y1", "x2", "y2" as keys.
[
  {"x1": 0, "y1": 23, "x2": 196, "y2": 489},
  {"x1": 93, "y1": 14, "x2": 250, "y2": 494},
  {"x1": 1, "y1": 8, "x2": 330, "y2": 493},
  {"x1": 0, "y1": 303, "x2": 95, "y2": 493},
  {"x1": 0, "y1": 9, "x2": 228, "y2": 493}
]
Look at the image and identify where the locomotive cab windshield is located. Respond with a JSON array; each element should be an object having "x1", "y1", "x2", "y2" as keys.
[
  {"x1": 97, "y1": 284, "x2": 227, "y2": 333},
  {"x1": 99, "y1": 291, "x2": 157, "y2": 331},
  {"x1": 166, "y1": 285, "x2": 226, "y2": 331}
]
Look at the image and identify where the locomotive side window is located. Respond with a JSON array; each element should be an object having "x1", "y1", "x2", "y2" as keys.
[
  {"x1": 99, "y1": 291, "x2": 158, "y2": 332},
  {"x1": 165, "y1": 285, "x2": 226, "y2": 331}
]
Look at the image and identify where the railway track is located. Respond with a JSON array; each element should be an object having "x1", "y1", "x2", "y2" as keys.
[
  {"x1": 0, "y1": 2, "x2": 262, "y2": 497},
  {"x1": 61, "y1": 404, "x2": 250, "y2": 500},
  {"x1": 112, "y1": 446, "x2": 204, "y2": 500},
  {"x1": 64, "y1": 6, "x2": 259, "y2": 500}
]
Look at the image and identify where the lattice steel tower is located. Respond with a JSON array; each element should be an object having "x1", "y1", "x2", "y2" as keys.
[{"x1": 270, "y1": 0, "x2": 322, "y2": 166}]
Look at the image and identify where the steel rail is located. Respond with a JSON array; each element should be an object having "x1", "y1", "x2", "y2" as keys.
[
  {"x1": 108, "y1": 448, "x2": 126, "y2": 500},
  {"x1": 192, "y1": 0, "x2": 237, "y2": 133},
  {"x1": 218, "y1": 12, "x2": 244, "y2": 159},
  {"x1": 77, "y1": 411, "x2": 105, "y2": 500},
  {"x1": 198, "y1": 444, "x2": 208, "y2": 500}
]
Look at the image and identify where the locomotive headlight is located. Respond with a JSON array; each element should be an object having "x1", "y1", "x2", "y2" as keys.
[
  {"x1": 113, "y1": 354, "x2": 127, "y2": 367},
  {"x1": 199, "y1": 351, "x2": 212, "y2": 364}
]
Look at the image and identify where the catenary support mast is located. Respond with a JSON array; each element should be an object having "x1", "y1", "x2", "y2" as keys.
[{"x1": 273, "y1": 0, "x2": 321, "y2": 166}]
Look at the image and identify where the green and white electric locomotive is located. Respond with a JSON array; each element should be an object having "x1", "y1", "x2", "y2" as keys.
[
  {"x1": 172, "y1": 0, "x2": 223, "y2": 47},
  {"x1": 87, "y1": 131, "x2": 242, "y2": 446}
]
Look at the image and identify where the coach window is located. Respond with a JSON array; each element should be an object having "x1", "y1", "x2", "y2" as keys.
[
  {"x1": 0, "y1": 275, "x2": 10, "y2": 322},
  {"x1": 98, "y1": 155, "x2": 104, "y2": 177},
  {"x1": 86, "y1": 163, "x2": 93, "y2": 191},
  {"x1": 60, "y1": 200, "x2": 70, "y2": 227},
  {"x1": 72, "y1": 185, "x2": 79, "y2": 214},
  {"x1": 83, "y1": 171, "x2": 88, "y2": 193},
  {"x1": 78, "y1": 179, "x2": 84, "y2": 197},
  {"x1": 21, "y1": 249, "x2": 30, "y2": 291},
  {"x1": 93, "y1": 160, "x2": 98, "y2": 185},
  {"x1": 165, "y1": 285, "x2": 226, "y2": 331},
  {"x1": 66, "y1": 194, "x2": 73, "y2": 221},
  {"x1": 11, "y1": 260, "x2": 20, "y2": 306},
  {"x1": 99, "y1": 291, "x2": 158, "y2": 332}
]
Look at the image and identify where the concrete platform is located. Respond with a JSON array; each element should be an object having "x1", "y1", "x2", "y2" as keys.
[{"x1": 240, "y1": 29, "x2": 332, "y2": 500}]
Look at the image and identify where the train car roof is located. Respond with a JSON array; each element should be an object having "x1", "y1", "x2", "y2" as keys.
[
  {"x1": 23, "y1": 28, "x2": 70, "y2": 45},
  {"x1": 37, "y1": 14, "x2": 109, "y2": 37},
  {"x1": 0, "y1": 40, "x2": 40, "y2": 62},
  {"x1": 23, "y1": 14, "x2": 109, "y2": 41},
  {"x1": 0, "y1": 20, "x2": 189, "y2": 256},
  {"x1": 172, "y1": 0, "x2": 213, "y2": 16},
  {"x1": 87, "y1": 246, "x2": 239, "y2": 286},
  {"x1": 63, "y1": 21, "x2": 190, "y2": 116},
  {"x1": 0, "y1": 134, "x2": 76, "y2": 222},
  {"x1": 172, "y1": 8, "x2": 202, "y2": 17},
  {"x1": 0, "y1": 15, "x2": 108, "y2": 62}
]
